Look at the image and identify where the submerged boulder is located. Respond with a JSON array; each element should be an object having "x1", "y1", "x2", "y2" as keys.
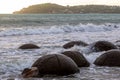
[
  {"x1": 94, "y1": 50, "x2": 120, "y2": 67},
  {"x1": 63, "y1": 41, "x2": 88, "y2": 49},
  {"x1": 19, "y1": 43, "x2": 40, "y2": 49},
  {"x1": 61, "y1": 51, "x2": 90, "y2": 67},
  {"x1": 91, "y1": 41, "x2": 117, "y2": 52},
  {"x1": 22, "y1": 54, "x2": 79, "y2": 78}
]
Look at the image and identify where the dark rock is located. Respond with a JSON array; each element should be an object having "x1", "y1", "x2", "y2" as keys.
[
  {"x1": 61, "y1": 51, "x2": 90, "y2": 67},
  {"x1": 91, "y1": 41, "x2": 117, "y2": 52},
  {"x1": 63, "y1": 41, "x2": 88, "y2": 49},
  {"x1": 19, "y1": 44, "x2": 39, "y2": 49},
  {"x1": 22, "y1": 54, "x2": 79, "y2": 78},
  {"x1": 94, "y1": 50, "x2": 120, "y2": 67},
  {"x1": 21, "y1": 68, "x2": 32, "y2": 76}
]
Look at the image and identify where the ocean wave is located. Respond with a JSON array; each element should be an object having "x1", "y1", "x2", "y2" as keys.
[{"x1": 0, "y1": 23, "x2": 119, "y2": 36}]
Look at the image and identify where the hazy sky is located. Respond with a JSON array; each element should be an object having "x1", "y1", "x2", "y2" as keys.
[{"x1": 0, "y1": 0, "x2": 120, "y2": 13}]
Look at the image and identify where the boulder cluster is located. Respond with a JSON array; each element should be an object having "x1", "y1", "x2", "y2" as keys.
[{"x1": 21, "y1": 40, "x2": 120, "y2": 78}]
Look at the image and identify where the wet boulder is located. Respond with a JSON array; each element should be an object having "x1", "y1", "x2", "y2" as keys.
[
  {"x1": 91, "y1": 41, "x2": 117, "y2": 52},
  {"x1": 19, "y1": 43, "x2": 40, "y2": 49},
  {"x1": 22, "y1": 54, "x2": 79, "y2": 78},
  {"x1": 61, "y1": 51, "x2": 90, "y2": 67},
  {"x1": 94, "y1": 50, "x2": 120, "y2": 67},
  {"x1": 63, "y1": 41, "x2": 88, "y2": 49}
]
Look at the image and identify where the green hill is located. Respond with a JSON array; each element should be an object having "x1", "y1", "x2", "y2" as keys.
[{"x1": 13, "y1": 3, "x2": 120, "y2": 14}]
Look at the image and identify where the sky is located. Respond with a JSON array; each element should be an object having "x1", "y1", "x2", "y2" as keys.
[{"x1": 0, "y1": 0, "x2": 120, "y2": 14}]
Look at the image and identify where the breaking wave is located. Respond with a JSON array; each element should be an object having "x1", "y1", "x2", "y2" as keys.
[{"x1": 0, "y1": 23, "x2": 119, "y2": 36}]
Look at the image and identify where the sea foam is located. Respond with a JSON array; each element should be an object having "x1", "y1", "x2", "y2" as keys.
[{"x1": 0, "y1": 23, "x2": 119, "y2": 36}]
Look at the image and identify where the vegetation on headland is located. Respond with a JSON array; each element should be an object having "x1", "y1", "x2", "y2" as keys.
[{"x1": 13, "y1": 3, "x2": 120, "y2": 14}]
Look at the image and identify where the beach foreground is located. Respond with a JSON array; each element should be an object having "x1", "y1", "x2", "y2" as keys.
[{"x1": 0, "y1": 14, "x2": 120, "y2": 80}]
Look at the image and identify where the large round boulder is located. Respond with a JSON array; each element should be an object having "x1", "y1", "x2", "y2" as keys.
[
  {"x1": 19, "y1": 43, "x2": 40, "y2": 49},
  {"x1": 91, "y1": 41, "x2": 117, "y2": 52},
  {"x1": 94, "y1": 50, "x2": 120, "y2": 67},
  {"x1": 61, "y1": 51, "x2": 90, "y2": 67},
  {"x1": 22, "y1": 54, "x2": 79, "y2": 78},
  {"x1": 63, "y1": 41, "x2": 88, "y2": 49}
]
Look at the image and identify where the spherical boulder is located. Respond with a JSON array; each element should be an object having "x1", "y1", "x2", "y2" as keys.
[
  {"x1": 22, "y1": 54, "x2": 79, "y2": 78},
  {"x1": 94, "y1": 50, "x2": 120, "y2": 67},
  {"x1": 61, "y1": 51, "x2": 90, "y2": 67},
  {"x1": 19, "y1": 43, "x2": 40, "y2": 49},
  {"x1": 91, "y1": 41, "x2": 117, "y2": 52},
  {"x1": 63, "y1": 41, "x2": 88, "y2": 49}
]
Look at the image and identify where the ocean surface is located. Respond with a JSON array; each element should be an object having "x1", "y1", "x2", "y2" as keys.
[{"x1": 0, "y1": 14, "x2": 120, "y2": 80}]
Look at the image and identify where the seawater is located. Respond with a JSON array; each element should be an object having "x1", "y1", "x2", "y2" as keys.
[{"x1": 0, "y1": 14, "x2": 120, "y2": 80}]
